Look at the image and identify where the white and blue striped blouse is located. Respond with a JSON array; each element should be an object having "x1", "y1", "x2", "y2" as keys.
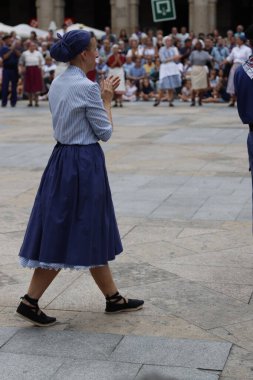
[{"x1": 48, "y1": 65, "x2": 112, "y2": 144}]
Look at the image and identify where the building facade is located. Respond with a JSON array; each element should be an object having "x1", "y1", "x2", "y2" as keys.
[{"x1": 1, "y1": 0, "x2": 253, "y2": 36}]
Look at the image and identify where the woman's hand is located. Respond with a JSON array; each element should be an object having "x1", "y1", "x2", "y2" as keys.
[{"x1": 101, "y1": 76, "x2": 120, "y2": 105}]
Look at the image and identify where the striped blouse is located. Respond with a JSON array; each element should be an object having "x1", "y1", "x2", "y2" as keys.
[{"x1": 48, "y1": 65, "x2": 112, "y2": 144}]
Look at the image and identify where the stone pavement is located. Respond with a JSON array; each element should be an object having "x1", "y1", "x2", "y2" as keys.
[{"x1": 0, "y1": 100, "x2": 253, "y2": 379}]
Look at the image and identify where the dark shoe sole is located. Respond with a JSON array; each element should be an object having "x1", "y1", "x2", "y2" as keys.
[
  {"x1": 15, "y1": 312, "x2": 57, "y2": 327},
  {"x1": 105, "y1": 304, "x2": 144, "y2": 314}
]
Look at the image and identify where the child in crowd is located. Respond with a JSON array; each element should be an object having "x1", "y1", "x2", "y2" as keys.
[
  {"x1": 139, "y1": 77, "x2": 155, "y2": 101},
  {"x1": 122, "y1": 79, "x2": 137, "y2": 101},
  {"x1": 178, "y1": 79, "x2": 192, "y2": 102}
]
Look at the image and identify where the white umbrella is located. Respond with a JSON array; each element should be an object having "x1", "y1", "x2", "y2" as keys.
[
  {"x1": 13, "y1": 24, "x2": 48, "y2": 38},
  {"x1": 56, "y1": 23, "x2": 104, "y2": 40},
  {"x1": 0, "y1": 22, "x2": 14, "y2": 34}
]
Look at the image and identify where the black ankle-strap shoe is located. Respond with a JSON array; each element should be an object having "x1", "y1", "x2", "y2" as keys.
[
  {"x1": 16, "y1": 294, "x2": 57, "y2": 327},
  {"x1": 105, "y1": 292, "x2": 144, "y2": 313}
]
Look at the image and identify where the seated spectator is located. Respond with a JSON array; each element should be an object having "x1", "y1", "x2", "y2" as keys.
[
  {"x1": 118, "y1": 40, "x2": 128, "y2": 55},
  {"x1": 143, "y1": 56, "x2": 155, "y2": 76},
  {"x1": 209, "y1": 68, "x2": 220, "y2": 89},
  {"x1": 122, "y1": 79, "x2": 137, "y2": 101},
  {"x1": 127, "y1": 57, "x2": 147, "y2": 98},
  {"x1": 123, "y1": 56, "x2": 134, "y2": 78},
  {"x1": 139, "y1": 77, "x2": 155, "y2": 101},
  {"x1": 17, "y1": 78, "x2": 23, "y2": 100},
  {"x1": 178, "y1": 79, "x2": 192, "y2": 102},
  {"x1": 126, "y1": 37, "x2": 140, "y2": 60},
  {"x1": 95, "y1": 56, "x2": 109, "y2": 82},
  {"x1": 149, "y1": 57, "x2": 160, "y2": 91},
  {"x1": 107, "y1": 44, "x2": 126, "y2": 107}
]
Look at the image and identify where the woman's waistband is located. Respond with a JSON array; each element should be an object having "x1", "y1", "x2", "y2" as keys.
[{"x1": 56, "y1": 141, "x2": 98, "y2": 147}]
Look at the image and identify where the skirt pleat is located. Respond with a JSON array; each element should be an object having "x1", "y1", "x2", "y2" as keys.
[{"x1": 19, "y1": 143, "x2": 123, "y2": 269}]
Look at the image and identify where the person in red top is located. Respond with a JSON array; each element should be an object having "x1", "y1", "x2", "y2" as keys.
[{"x1": 107, "y1": 44, "x2": 126, "y2": 107}]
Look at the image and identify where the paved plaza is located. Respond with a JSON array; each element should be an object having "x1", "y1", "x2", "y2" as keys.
[{"x1": 0, "y1": 99, "x2": 253, "y2": 379}]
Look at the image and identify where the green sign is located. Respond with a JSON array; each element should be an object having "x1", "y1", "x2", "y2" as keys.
[{"x1": 151, "y1": 0, "x2": 176, "y2": 22}]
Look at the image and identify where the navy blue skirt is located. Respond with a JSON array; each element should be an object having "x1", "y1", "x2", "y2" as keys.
[{"x1": 19, "y1": 143, "x2": 123, "y2": 270}]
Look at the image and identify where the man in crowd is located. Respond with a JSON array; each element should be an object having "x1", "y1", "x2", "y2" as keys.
[{"x1": 0, "y1": 34, "x2": 21, "y2": 107}]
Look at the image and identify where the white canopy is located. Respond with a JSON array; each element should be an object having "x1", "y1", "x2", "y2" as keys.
[
  {"x1": 0, "y1": 22, "x2": 14, "y2": 34},
  {"x1": 56, "y1": 23, "x2": 104, "y2": 40},
  {"x1": 12, "y1": 24, "x2": 48, "y2": 38}
]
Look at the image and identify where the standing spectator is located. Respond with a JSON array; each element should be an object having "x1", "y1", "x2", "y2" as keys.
[
  {"x1": 107, "y1": 44, "x2": 126, "y2": 107},
  {"x1": 211, "y1": 37, "x2": 229, "y2": 72},
  {"x1": 235, "y1": 25, "x2": 245, "y2": 39},
  {"x1": 99, "y1": 39, "x2": 112, "y2": 62},
  {"x1": 127, "y1": 57, "x2": 147, "y2": 99},
  {"x1": 225, "y1": 30, "x2": 236, "y2": 52},
  {"x1": 179, "y1": 38, "x2": 192, "y2": 64},
  {"x1": 178, "y1": 26, "x2": 189, "y2": 47},
  {"x1": 137, "y1": 33, "x2": 148, "y2": 58},
  {"x1": 30, "y1": 31, "x2": 38, "y2": 44},
  {"x1": 0, "y1": 35, "x2": 21, "y2": 107},
  {"x1": 204, "y1": 37, "x2": 214, "y2": 55},
  {"x1": 189, "y1": 40, "x2": 212, "y2": 106},
  {"x1": 101, "y1": 26, "x2": 117, "y2": 44},
  {"x1": 154, "y1": 36, "x2": 181, "y2": 107},
  {"x1": 147, "y1": 29, "x2": 156, "y2": 47},
  {"x1": 19, "y1": 42, "x2": 44, "y2": 107},
  {"x1": 46, "y1": 30, "x2": 56, "y2": 46},
  {"x1": 149, "y1": 57, "x2": 160, "y2": 91},
  {"x1": 223, "y1": 35, "x2": 252, "y2": 107},
  {"x1": 118, "y1": 29, "x2": 128, "y2": 45},
  {"x1": 156, "y1": 34, "x2": 164, "y2": 53},
  {"x1": 39, "y1": 56, "x2": 56, "y2": 100},
  {"x1": 143, "y1": 37, "x2": 157, "y2": 60},
  {"x1": 170, "y1": 27, "x2": 180, "y2": 42}
]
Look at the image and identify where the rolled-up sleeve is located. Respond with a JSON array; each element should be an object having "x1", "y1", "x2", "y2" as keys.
[{"x1": 85, "y1": 82, "x2": 112, "y2": 142}]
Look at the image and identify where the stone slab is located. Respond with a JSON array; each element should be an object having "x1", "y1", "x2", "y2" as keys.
[
  {"x1": 0, "y1": 328, "x2": 19, "y2": 348},
  {"x1": 110, "y1": 335, "x2": 232, "y2": 370},
  {"x1": 221, "y1": 346, "x2": 253, "y2": 379},
  {"x1": 53, "y1": 359, "x2": 140, "y2": 380},
  {"x1": 0, "y1": 352, "x2": 63, "y2": 380},
  {"x1": 1, "y1": 329, "x2": 123, "y2": 360},
  {"x1": 136, "y1": 365, "x2": 219, "y2": 380},
  {"x1": 121, "y1": 280, "x2": 253, "y2": 330},
  {"x1": 67, "y1": 311, "x2": 222, "y2": 341}
]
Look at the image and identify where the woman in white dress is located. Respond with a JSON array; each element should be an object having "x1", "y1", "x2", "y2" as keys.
[
  {"x1": 154, "y1": 36, "x2": 181, "y2": 107},
  {"x1": 224, "y1": 36, "x2": 252, "y2": 107}
]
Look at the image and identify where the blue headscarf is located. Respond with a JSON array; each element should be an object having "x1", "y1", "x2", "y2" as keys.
[{"x1": 50, "y1": 30, "x2": 91, "y2": 63}]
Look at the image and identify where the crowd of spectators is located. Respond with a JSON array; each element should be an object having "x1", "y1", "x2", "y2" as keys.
[{"x1": 0, "y1": 23, "x2": 253, "y2": 108}]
